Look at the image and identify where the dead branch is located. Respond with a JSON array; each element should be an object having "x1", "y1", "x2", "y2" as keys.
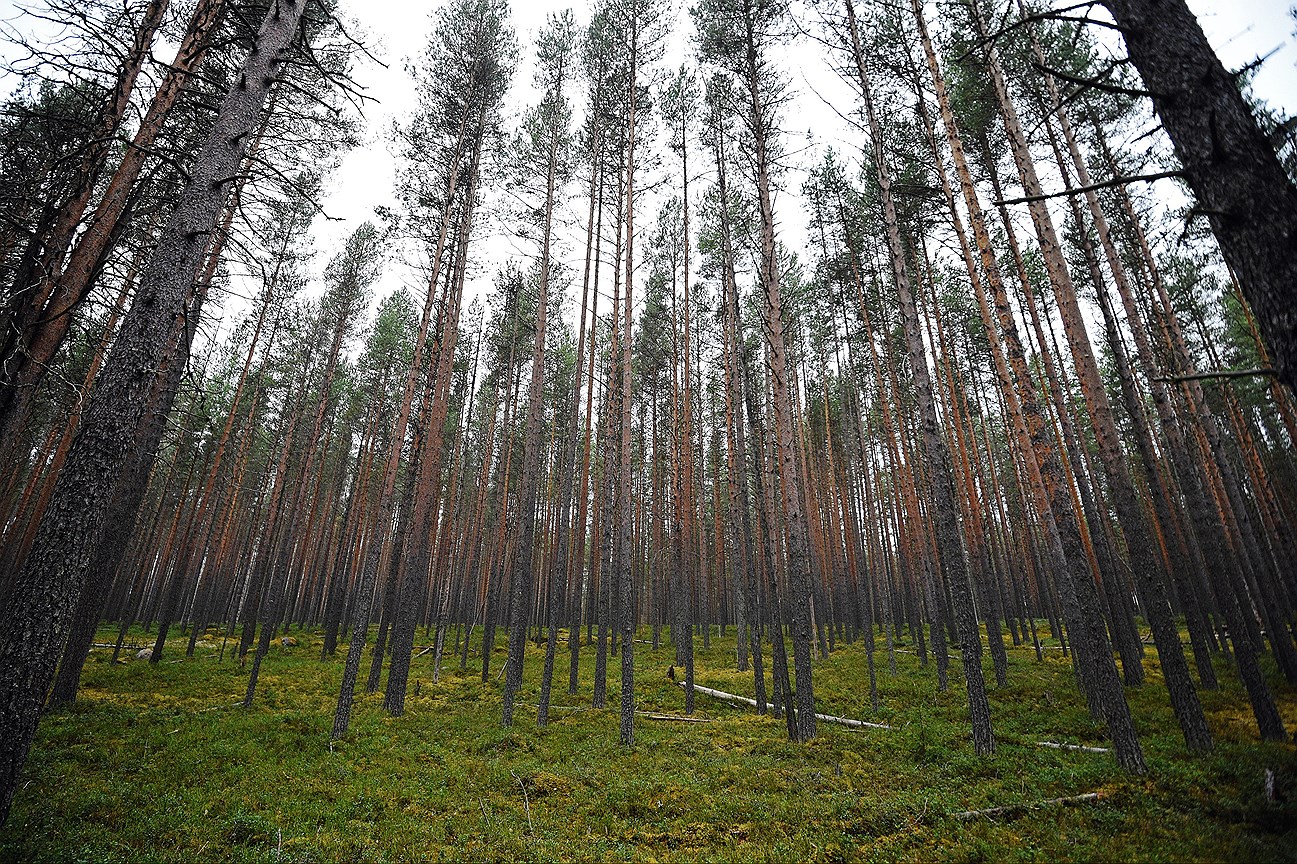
[
  {"x1": 510, "y1": 771, "x2": 533, "y2": 834},
  {"x1": 1031, "y1": 61, "x2": 1159, "y2": 99},
  {"x1": 679, "y1": 682, "x2": 892, "y2": 730},
  {"x1": 994, "y1": 170, "x2": 1184, "y2": 206},
  {"x1": 1037, "y1": 741, "x2": 1110, "y2": 754},
  {"x1": 196, "y1": 700, "x2": 245, "y2": 713},
  {"x1": 637, "y1": 712, "x2": 714, "y2": 723},
  {"x1": 950, "y1": 791, "x2": 1103, "y2": 821},
  {"x1": 1152, "y1": 368, "x2": 1277, "y2": 383},
  {"x1": 956, "y1": 3, "x2": 1126, "y2": 62}
]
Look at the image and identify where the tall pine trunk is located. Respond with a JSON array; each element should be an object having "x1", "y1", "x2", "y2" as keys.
[{"x1": 0, "y1": 0, "x2": 306, "y2": 821}]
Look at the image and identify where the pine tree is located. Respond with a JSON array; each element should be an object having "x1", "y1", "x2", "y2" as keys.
[{"x1": 0, "y1": 0, "x2": 311, "y2": 821}]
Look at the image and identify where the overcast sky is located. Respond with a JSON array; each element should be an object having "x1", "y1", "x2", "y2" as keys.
[
  {"x1": 2, "y1": 0, "x2": 1294, "y2": 338},
  {"x1": 300, "y1": 0, "x2": 1297, "y2": 331}
]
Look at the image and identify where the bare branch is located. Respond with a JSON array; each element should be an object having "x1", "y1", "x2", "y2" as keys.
[
  {"x1": 1153, "y1": 368, "x2": 1277, "y2": 384},
  {"x1": 993, "y1": 170, "x2": 1184, "y2": 206},
  {"x1": 1031, "y1": 61, "x2": 1159, "y2": 99},
  {"x1": 955, "y1": 2, "x2": 1127, "y2": 62}
]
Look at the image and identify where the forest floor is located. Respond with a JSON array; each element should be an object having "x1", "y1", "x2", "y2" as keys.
[{"x1": 2, "y1": 623, "x2": 1296, "y2": 862}]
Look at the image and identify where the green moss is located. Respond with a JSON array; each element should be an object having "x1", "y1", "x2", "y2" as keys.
[{"x1": 1, "y1": 623, "x2": 1294, "y2": 861}]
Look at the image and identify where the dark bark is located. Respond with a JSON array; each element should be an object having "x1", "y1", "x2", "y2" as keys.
[
  {"x1": 46, "y1": 311, "x2": 196, "y2": 708},
  {"x1": 0, "y1": 0, "x2": 226, "y2": 462},
  {"x1": 0, "y1": 0, "x2": 304, "y2": 823},
  {"x1": 1101, "y1": 0, "x2": 1297, "y2": 393}
]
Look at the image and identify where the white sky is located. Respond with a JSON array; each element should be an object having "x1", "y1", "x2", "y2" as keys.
[
  {"x1": 302, "y1": 0, "x2": 1297, "y2": 337},
  {"x1": 0, "y1": 0, "x2": 1293, "y2": 343}
]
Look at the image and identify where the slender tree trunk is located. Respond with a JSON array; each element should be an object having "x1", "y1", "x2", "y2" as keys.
[
  {"x1": 714, "y1": 115, "x2": 765, "y2": 711},
  {"x1": 967, "y1": 0, "x2": 1150, "y2": 771},
  {"x1": 542, "y1": 83, "x2": 597, "y2": 723},
  {"x1": 844, "y1": 0, "x2": 992, "y2": 753},
  {"x1": 1030, "y1": 60, "x2": 1212, "y2": 749},
  {"x1": 740, "y1": 0, "x2": 815, "y2": 742},
  {"x1": 331, "y1": 107, "x2": 475, "y2": 737},
  {"x1": 613, "y1": 22, "x2": 640, "y2": 744},
  {"x1": 506, "y1": 71, "x2": 563, "y2": 726}
]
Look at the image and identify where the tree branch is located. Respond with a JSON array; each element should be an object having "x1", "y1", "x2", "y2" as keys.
[
  {"x1": 1031, "y1": 61, "x2": 1159, "y2": 99},
  {"x1": 994, "y1": 170, "x2": 1184, "y2": 206},
  {"x1": 970, "y1": 3, "x2": 1095, "y2": 55},
  {"x1": 1153, "y1": 368, "x2": 1277, "y2": 384},
  {"x1": 951, "y1": 792, "x2": 1103, "y2": 822}
]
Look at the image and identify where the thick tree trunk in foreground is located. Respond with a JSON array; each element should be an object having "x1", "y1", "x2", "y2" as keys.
[
  {"x1": 48, "y1": 187, "x2": 250, "y2": 705},
  {"x1": 0, "y1": 0, "x2": 170, "y2": 441},
  {"x1": 1101, "y1": 0, "x2": 1297, "y2": 393},
  {"x1": 0, "y1": 0, "x2": 225, "y2": 461},
  {"x1": 0, "y1": 0, "x2": 305, "y2": 824}
]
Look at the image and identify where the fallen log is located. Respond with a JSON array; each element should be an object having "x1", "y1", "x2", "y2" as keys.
[
  {"x1": 637, "y1": 711, "x2": 714, "y2": 723},
  {"x1": 1037, "y1": 740, "x2": 1110, "y2": 754},
  {"x1": 950, "y1": 791, "x2": 1102, "y2": 821},
  {"x1": 815, "y1": 709, "x2": 894, "y2": 730},
  {"x1": 679, "y1": 682, "x2": 892, "y2": 730}
]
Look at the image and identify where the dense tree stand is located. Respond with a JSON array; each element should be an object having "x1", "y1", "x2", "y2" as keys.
[{"x1": 0, "y1": 0, "x2": 1294, "y2": 841}]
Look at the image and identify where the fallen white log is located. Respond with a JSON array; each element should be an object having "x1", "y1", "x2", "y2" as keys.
[
  {"x1": 1037, "y1": 740, "x2": 1110, "y2": 754},
  {"x1": 951, "y1": 791, "x2": 1102, "y2": 821},
  {"x1": 637, "y1": 711, "x2": 714, "y2": 723},
  {"x1": 816, "y1": 709, "x2": 893, "y2": 730},
  {"x1": 679, "y1": 682, "x2": 892, "y2": 730}
]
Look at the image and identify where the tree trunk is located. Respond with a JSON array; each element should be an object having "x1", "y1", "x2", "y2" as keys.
[
  {"x1": 1100, "y1": 0, "x2": 1297, "y2": 393},
  {"x1": 1031, "y1": 63, "x2": 1212, "y2": 750},
  {"x1": 845, "y1": 0, "x2": 992, "y2": 754},
  {"x1": 742, "y1": 0, "x2": 815, "y2": 742},
  {"x1": 0, "y1": 0, "x2": 225, "y2": 461},
  {"x1": 0, "y1": 0, "x2": 305, "y2": 823}
]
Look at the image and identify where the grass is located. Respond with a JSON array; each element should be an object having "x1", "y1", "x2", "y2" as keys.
[{"x1": 2, "y1": 622, "x2": 1295, "y2": 862}]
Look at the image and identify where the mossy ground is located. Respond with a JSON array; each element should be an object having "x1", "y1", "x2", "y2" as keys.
[{"x1": 2, "y1": 622, "x2": 1295, "y2": 862}]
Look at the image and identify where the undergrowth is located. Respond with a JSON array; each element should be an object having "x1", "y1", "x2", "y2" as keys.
[{"x1": 2, "y1": 622, "x2": 1295, "y2": 862}]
